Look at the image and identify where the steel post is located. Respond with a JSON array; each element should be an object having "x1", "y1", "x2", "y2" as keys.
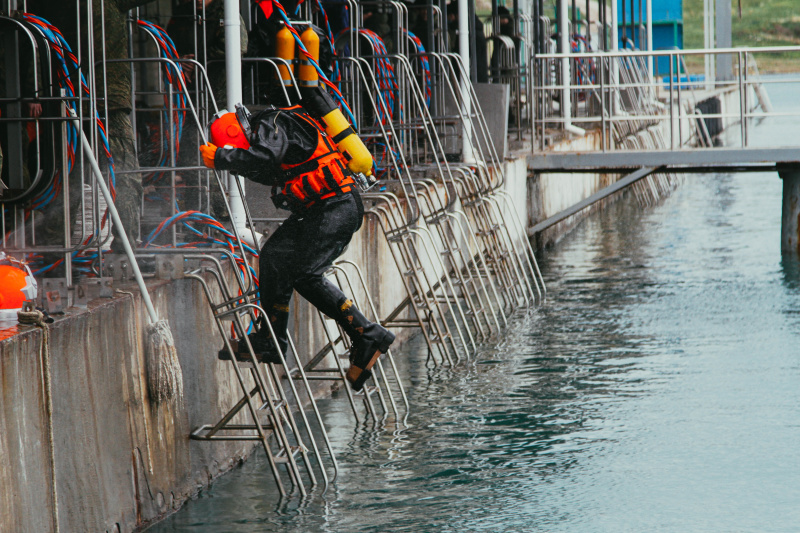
[
  {"x1": 780, "y1": 170, "x2": 800, "y2": 255},
  {"x1": 223, "y1": 0, "x2": 249, "y2": 240},
  {"x1": 458, "y1": 0, "x2": 474, "y2": 162}
]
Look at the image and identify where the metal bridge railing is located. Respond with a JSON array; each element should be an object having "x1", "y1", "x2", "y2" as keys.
[{"x1": 531, "y1": 46, "x2": 800, "y2": 153}]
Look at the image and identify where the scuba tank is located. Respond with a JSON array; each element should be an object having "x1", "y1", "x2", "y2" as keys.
[
  {"x1": 295, "y1": 26, "x2": 375, "y2": 178},
  {"x1": 298, "y1": 27, "x2": 319, "y2": 88},
  {"x1": 276, "y1": 24, "x2": 296, "y2": 90}
]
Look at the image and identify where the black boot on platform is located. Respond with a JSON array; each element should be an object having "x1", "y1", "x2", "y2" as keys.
[{"x1": 218, "y1": 309, "x2": 289, "y2": 364}]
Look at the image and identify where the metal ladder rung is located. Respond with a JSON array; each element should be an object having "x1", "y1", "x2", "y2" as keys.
[
  {"x1": 274, "y1": 445, "x2": 304, "y2": 464},
  {"x1": 214, "y1": 303, "x2": 256, "y2": 320},
  {"x1": 383, "y1": 319, "x2": 425, "y2": 327},
  {"x1": 190, "y1": 424, "x2": 274, "y2": 440},
  {"x1": 314, "y1": 366, "x2": 348, "y2": 373},
  {"x1": 258, "y1": 398, "x2": 286, "y2": 411},
  {"x1": 354, "y1": 385, "x2": 380, "y2": 397},
  {"x1": 290, "y1": 368, "x2": 345, "y2": 381},
  {"x1": 295, "y1": 374, "x2": 344, "y2": 381}
]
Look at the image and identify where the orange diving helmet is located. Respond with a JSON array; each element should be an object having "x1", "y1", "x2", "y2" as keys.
[{"x1": 209, "y1": 108, "x2": 251, "y2": 150}]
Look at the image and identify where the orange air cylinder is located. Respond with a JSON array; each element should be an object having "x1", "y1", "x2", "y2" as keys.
[
  {"x1": 276, "y1": 25, "x2": 296, "y2": 88},
  {"x1": 298, "y1": 27, "x2": 319, "y2": 88}
]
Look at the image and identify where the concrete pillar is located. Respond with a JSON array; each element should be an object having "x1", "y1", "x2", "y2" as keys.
[
  {"x1": 780, "y1": 170, "x2": 800, "y2": 255},
  {"x1": 715, "y1": 0, "x2": 732, "y2": 82}
]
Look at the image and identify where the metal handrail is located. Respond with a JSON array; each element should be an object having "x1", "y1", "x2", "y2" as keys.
[{"x1": 535, "y1": 45, "x2": 800, "y2": 59}]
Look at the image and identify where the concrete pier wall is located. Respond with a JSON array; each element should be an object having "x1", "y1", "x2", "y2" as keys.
[
  {"x1": 2, "y1": 279, "x2": 266, "y2": 532},
  {"x1": 528, "y1": 131, "x2": 613, "y2": 249}
]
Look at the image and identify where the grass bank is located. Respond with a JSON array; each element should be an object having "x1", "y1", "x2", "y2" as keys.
[{"x1": 679, "y1": 0, "x2": 799, "y2": 72}]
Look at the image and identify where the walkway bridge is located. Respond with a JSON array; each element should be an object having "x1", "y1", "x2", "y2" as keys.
[
  {"x1": 528, "y1": 46, "x2": 800, "y2": 174},
  {"x1": 525, "y1": 46, "x2": 800, "y2": 252}
]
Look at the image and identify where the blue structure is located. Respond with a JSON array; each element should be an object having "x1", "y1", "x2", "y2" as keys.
[{"x1": 617, "y1": 0, "x2": 683, "y2": 75}]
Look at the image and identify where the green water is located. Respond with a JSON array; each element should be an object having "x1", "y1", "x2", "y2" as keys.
[{"x1": 149, "y1": 91, "x2": 800, "y2": 533}]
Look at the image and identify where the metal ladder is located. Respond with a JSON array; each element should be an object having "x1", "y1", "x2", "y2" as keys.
[
  {"x1": 181, "y1": 251, "x2": 337, "y2": 498},
  {"x1": 435, "y1": 52, "x2": 547, "y2": 306},
  {"x1": 339, "y1": 38, "x2": 531, "y2": 364},
  {"x1": 366, "y1": 193, "x2": 463, "y2": 366},
  {"x1": 293, "y1": 260, "x2": 409, "y2": 423}
]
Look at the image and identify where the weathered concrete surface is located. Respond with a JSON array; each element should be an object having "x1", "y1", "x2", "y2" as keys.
[
  {"x1": 0, "y1": 325, "x2": 58, "y2": 532},
  {"x1": 0, "y1": 279, "x2": 261, "y2": 532}
]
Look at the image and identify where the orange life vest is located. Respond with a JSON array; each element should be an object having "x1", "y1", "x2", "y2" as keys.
[{"x1": 272, "y1": 106, "x2": 356, "y2": 211}]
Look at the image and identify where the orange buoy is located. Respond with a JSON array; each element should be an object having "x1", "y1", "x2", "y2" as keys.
[{"x1": 0, "y1": 254, "x2": 38, "y2": 322}]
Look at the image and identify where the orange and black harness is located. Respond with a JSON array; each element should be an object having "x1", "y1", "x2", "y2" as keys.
[{"x1": 272, "y1": 106, "x2": 356, "y2": 211}]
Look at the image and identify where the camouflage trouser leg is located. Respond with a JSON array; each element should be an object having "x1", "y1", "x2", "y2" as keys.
[{"x1": 106, "y1": 110, "x2": 142, "y2": 251}]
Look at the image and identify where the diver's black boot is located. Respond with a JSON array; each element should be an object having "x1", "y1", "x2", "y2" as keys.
[
  {"x1": 297, "y1": 279, "x2": 395, "y2": 390},
  {"x1": 218, "y1": 310, "x2": 289, "y2": 364},
  {"x1": 337, "y1": 298, "x2": 395, "y2": 391}
]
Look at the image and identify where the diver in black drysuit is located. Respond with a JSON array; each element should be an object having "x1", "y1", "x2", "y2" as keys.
[{"x1": 200, "y1": 101, "x2": 394, "y2": 390}]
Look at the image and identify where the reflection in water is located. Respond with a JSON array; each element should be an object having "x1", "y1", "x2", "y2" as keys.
[
  {"x1": 782, "y1": 254, "x2": 800, "y2": 291},
  {"x1": 150, "y1": 120, "x2": 800, "y2": 533}
]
